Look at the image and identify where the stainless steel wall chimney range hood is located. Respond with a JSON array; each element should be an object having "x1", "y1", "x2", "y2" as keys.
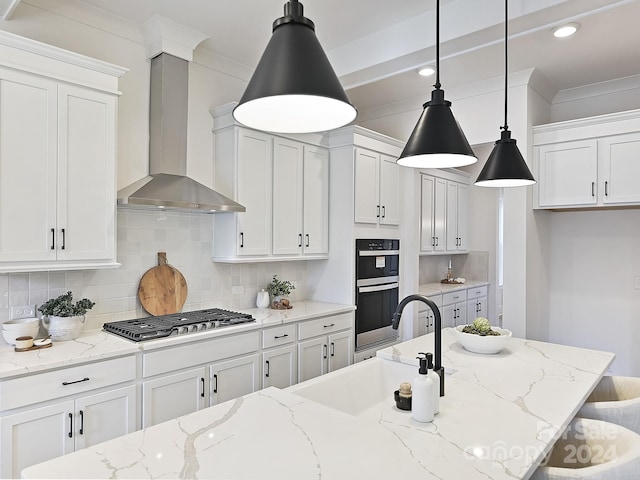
[{"x1": 117, "y1": 53, "x2": 245, "y2": 213}]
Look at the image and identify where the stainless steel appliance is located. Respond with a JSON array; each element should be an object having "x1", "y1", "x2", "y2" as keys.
[
  {"x1": 103, "y1": 308, "x2": 255, "y2": 342},
  {"x1": 355, "y1": 239, "x2": 399, "y2": 351}
]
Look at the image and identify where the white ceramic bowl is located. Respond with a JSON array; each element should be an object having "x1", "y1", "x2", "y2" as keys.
[
  {"x1": 453, "y1": 325, "x2": 512, "y2": 354},
  {"x1": 2, "y1": 318, "x2": 40, "y2": 345}
]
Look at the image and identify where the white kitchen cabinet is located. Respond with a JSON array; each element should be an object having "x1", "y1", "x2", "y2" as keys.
[
  {"x1": 1, "y1": 367, "x2": 136, "y2": 478},
  {"x1": 417, "y1": 295, "x2": 443, "y2": 336},
  {"x1": 420, "y1": 175, "x2": 446, "y2": 253},
  {"x1": 272, "y1": 139, "x2": 329, "y2": 257},
  {"x1": 297, "y1": 313, "x2": 354, "y2": 383},
  {"x1": 441, "y1": 290, "x2": 467, "y2": 328},
  {"x1": 262, "y1": 345, "x2": 297, "y2": 389},
  {"x1": 142, "y1": 367, "x2": 207, "y2": 428},
  {"x1": 466, "y1": 285, "x2": 488, "y2": 322},
  {"x1": 446, "y1": 181, "x2": 469, "y2": 252},
  {"x1": 354, "y1": 148, "x2": 400, "y2": 225},
  {"x1": 210, "y1": 354, "x2": 260, "y2": 406},
  {"x1": 0, "y1": 33, "x2": 124, "y2": 273},
  {"x1": 533, "y1": 110, "x2": 640, "y2": 209}
]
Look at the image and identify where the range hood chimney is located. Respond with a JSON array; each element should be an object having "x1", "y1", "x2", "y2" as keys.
[{"x1": 118, "y1": 18, "x2": 244, "y2": 213}]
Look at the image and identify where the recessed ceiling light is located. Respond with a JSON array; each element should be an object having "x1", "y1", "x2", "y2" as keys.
[
  {"x1": 417, "y1": 66, "x2": 436, "y2": 77},
  {"x1": 552, "y1": 22, "x2": 580, "y2": 38}
]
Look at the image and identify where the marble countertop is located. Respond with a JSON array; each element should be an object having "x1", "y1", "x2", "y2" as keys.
[
  {"x1": 0, "y1": 301, "x2": 355, "y2": 379},
  {"x1": 21, "y1": 328, "x2": 614, "y2": 480},
  {"x1": 419, "y1": 280, "x2": 490, "y2": 297}
]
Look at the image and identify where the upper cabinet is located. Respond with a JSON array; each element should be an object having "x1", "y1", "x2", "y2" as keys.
[
  {"x1": 533, "y1": 109, "x2": 640, "y2": 210},
  {"x1": 420, "y1": 171, "x2": 470, "y2": 255},
  {"x1": 0, "y1": 31, "x2": 126, "y2": 273},
  {"x1": 354, "y1": 148, "x2": 400, "y2": 225},
  {"x1": 212, "y1": 103, "x2": 329, "y2": 262}
]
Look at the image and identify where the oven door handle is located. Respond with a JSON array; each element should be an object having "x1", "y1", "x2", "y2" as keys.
[
  {"x1": 358, "y1": 282, "x2": 399, "y2": 293},
  {"x1": 358, "y1": 250, "x2": 400, "y2": 257}
]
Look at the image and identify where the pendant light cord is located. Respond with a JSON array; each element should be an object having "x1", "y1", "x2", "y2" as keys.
[
  {"x1": 435, "y1": 0, "x2": 441, "y2": 89},
  {"x1": 502, "y1": 0, "x2": 508, "y2": 131}
]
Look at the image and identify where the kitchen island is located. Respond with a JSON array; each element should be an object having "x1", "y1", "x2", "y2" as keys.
[{"x1": 21, "y1": 328, "x2": 614, "y2": 479}]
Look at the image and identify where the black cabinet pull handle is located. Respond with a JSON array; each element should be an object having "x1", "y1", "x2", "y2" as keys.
[
  {"x1": 435, "y1": 236, "x2": 439, "y2": 246},
  {"x1": 61, "y1": 228, "x2": 66, "y2": 250},
  {"x1": 298, "y1": 234, "x2": 302, "y2": 247},
  {"x1": 274, "y1": 334, "x2": 289, "y2": 339},
  {"x1": 323, "y1": 323, "x2": 335, "y2": 328},
  {"x1": 201, "y1": 377, "x2": 205, "y2": 398},
  {"x1": 432, "y1": 236, "x2": 435, "y2": 247},
  {"x1": 62, "y1": 377, "x2": 89, "y2": 386},
  {"x1": 376, "y1": 205, "x2": 380, "y2": 218},
  {"x1": 213, "y1": 374, "x2": 218, "y2": 393},
  {"x1": 239, "y1": 232, "x2": 244, "y2": 248},
  {"x1": 605, "y1": 181, "x2": 609, "y2": 196},
  {"x1": 68, "y1": 413, "x2": 73, "y2": 438},
  {"x1": 382, "y1": 206, "x2": 386, "y2": 218},
  {"x1": 51, "y1": 228, "x2": 55, "y2": 250},
  {"x1": 591, "y1": 182, "x2": 595, "y2": 197},
  {"x1": 330, "y1": 342, "x2": 335, "y2": 357},
  {"x1": 79, "y1": 410, "x2": 84, "y2": 435},
  {"x1": 265, "y1": 360, "x2": 270, "y2": 378},
  {"x1": 323, "y1": 344, "x2": 327, "y2": 359},
  {"x1": 305, "y1": 234, "x2": 309, "y2": 247}
]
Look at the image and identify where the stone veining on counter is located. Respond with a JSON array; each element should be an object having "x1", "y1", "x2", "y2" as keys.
[
  {"x1": 419, "y1": 280, "x2": 490, "y2": 297},
  {"x1": 22, "y1": 328, "x2": 614, "y2": 479},
  {"x1": 0, "y1": 301, "x2": 354, "y2": 379}
]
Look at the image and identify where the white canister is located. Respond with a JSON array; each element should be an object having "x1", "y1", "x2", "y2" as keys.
[{"x1": 256, "y1": 289, "x2": 270, "y2": 309}]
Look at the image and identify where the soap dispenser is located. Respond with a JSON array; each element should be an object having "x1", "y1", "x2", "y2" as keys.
[
  {"x1": 411, "y1": 354, "x2": 435, "y2": 423},
  {"x1": 425, "y1": 352, "x2": 440, "y2": 414}
]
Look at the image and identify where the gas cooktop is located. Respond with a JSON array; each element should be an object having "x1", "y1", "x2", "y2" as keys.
[{"x1": 103, "y1": 308, "x2": 255, "y2": 342}]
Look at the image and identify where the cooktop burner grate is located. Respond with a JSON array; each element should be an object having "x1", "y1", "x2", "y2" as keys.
[{"x1": 103, "y1": 308, "x2": 255, "y2": 342}]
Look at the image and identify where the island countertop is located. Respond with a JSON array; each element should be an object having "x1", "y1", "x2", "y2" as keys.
[{"x1": 21, "y1": 329, "x2": 614, "y2": 479}]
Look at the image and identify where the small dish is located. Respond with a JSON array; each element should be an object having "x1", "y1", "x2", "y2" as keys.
[
  {"x1": 454, "y1": 325, "x2": 512, "y2": 354},
  {"x1": 34, "y1": 338, "x2": 52, "y2": 347}
]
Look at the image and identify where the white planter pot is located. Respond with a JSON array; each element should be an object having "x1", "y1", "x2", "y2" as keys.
[{"x1": 42, "y1": 315, "x2": 86, "y2": 341}]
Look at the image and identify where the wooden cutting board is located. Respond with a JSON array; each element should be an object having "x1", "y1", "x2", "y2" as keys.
[{"x1": 138, "y1": 252, "x2": 188, "y2": 316}]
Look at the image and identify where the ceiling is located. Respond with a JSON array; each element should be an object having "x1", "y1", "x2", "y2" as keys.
[{"x1": 25, "y1": 0, "x2": 640, "y2": 113}]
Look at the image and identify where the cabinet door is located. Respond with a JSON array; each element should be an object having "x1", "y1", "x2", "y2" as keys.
[
  {"x1": 210, "y1": 354, "x2": 259, "y2": 406},
  {"x1": 379, "y1": 154, "x2": 400, "y2": 225},
  {"x1": 420, "y1": 175, "x2": 435, "y2": 252},
  {"x1": 433, "y1": 178, "x2": 447, "y2": 252},
  {"x1": 446, "y1": 181, "x2": 459, "y2": 251},
  {"x1": 0, "y1": 400, "x2": 74, "y2": 478},
  {"x1": 328, "y1": 330, "x2": 353, "y2": 373},
  {"x1": 441, "y1": 304, "x2": 456, "y2": 329},
  {"x1": 272, "y1": 137, "x2": 304, "y2": 255},
  {"x1": 354, "y1": 148, "x2": 379, "y2": 224},
  {"x1": 263, "y1": 345, "x2": 297, "y2": 389},
  {"x1": 142, "y1": 367, "x2": 207, "y2": 428},
  {"x1": 298, "y1": 337, "x2": 327, "y2": 383},
  {"x1": 601, "y1": 132, "x2": 640, "y2": 204},
  {"x1": 456, "y1": 184, "x2": 469, "y2": 251},
  {"x1": 74, "y1": 385, "x2": 136, "y2": 450},
  {"x1": 0, "y1": 68, "x2": 57, "y2": 263},
  {"x1": 236, "y1": 129, "x2": 272, "y2": 256},
  {"x1": 57, "y1": 85, "x2": 117, "y2": 262},
  {"x1": 455, "y1": 302, "x2": 467, "y2": 327},
  {"x1": 302, "y1": 145, "x2": 329, "y2": 255},
  {"x1": 537, "y1": 140, "x2": 598, "y2": 207}
]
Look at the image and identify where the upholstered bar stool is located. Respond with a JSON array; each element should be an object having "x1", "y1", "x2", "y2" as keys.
[
  {"x1": 577, "y1": 376, "x2": 640, "y2": 435},
  {"x1": 531, "y1": 417, "x2": 640, "y2": 480}
]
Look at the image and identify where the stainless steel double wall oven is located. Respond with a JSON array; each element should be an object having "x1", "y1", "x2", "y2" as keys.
[{"x1": 355, "y1": 239, "x2": 400, "y2": 351}]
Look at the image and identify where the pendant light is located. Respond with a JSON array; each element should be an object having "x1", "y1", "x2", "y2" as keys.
[
  {"x1": 397, "y1": 0, "x2": 477, "y2": 169},
  {"x1": 474, "y1": 0, "x2": 536, "y2": 187},
  {"x1": 233, "y1": 0, "x2": 357, "y2": 134}
]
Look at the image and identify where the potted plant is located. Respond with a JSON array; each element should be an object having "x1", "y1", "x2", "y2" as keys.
[
  {"x1": 38, "y1": 291, "x2": 95, "y2": 341},
  {"x1": 265, "y1": 275, "x2": 295, "y2": 310}
]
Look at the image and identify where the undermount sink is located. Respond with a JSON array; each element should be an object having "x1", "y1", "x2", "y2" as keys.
[{"x1": 287, "y1": 356, "x2": 417, "y2": 418}]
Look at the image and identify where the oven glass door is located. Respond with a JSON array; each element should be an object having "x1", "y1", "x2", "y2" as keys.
[
  {"x1": 356, "y1": 251, "x2": 399, "y2": 280},
  {"x1": 355, "y1": 282, "x2": 399, "y2": 348}
]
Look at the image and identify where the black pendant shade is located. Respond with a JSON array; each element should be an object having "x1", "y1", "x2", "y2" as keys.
[
  {"x1": 474, "y1": 0, "x2": 536, "y2": 188},
  {"x1": 475, "y1": 129, "x2": 536, "y2": 187},
  {"x1": 233, "y1": 0, "x2": 357, "y2": 133},
  {"x1": 398, "y1": 88, "x2": 477, "y2": 168}
]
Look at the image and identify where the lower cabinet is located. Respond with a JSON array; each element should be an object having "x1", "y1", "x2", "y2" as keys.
[
  {"x1": 441, "y1": 290, "x2": 468, "y2": 328},
  {"x1": 466, "y1": 285, "x2": 488, "y2": 321},
  {"x1": 417, "y1": 295, "x2": 443, "y2": 336},
  {"x1": 298, "y1": 329, "x2": 353, "y2": 383},
  {"x1": 0, "y1": 385, "x2": 136, "y2": 478},
  {"x1": 262, "y1": 345, "x2": 297, "y2": 389},
  {"x1": 211, "y1": 355, "x2": 260, "y2": 406}
]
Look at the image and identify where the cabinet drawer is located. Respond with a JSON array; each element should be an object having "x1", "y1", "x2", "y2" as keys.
[
  {"x1": 262, "y1": 324, "x2": 296, "y2": 349},
  {"x1": 467, "y1": 285, "x2": 488, "y2": 300},
  {"x1": 143, "y1": 331, "x2": 260, "y2": 378},
  {"x1": 0, "y1": 355, "x2": 136, "y2": 411},
  {"x1": 298, "y1": 313, "x2": 353, "y2": 341},
  {"x1": 442, "y1": 290, "x2": 467, "y2": 305},
  {"x1": 418, "y1": 294, "x2": 442, "y2": 311}
]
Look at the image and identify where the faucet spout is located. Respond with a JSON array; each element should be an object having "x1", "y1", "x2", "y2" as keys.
[{"x1": 392, "y1": 294, "x2": 444, "y2": 396}]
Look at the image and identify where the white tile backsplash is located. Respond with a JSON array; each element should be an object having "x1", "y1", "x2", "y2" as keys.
[{"x1": 0, "y1": 209, "x2": 307, "y2": 331}]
